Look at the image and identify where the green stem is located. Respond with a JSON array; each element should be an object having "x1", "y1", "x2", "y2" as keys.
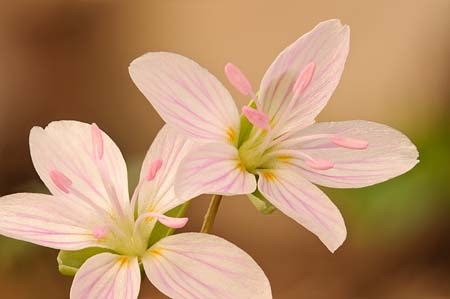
[{"x1": 200, "y1": 194, "x2": 223, "y2": 233}]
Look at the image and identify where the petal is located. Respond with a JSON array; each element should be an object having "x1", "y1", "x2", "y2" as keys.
[
  {"x1": 258, "y1": 168, "x2": 346, "y2": 252},
  {"x1": 30, "y1": 121, "x2": 129, "y2": 217},
  {"x1": 175, "y1": 143, "x2": 256, "y2": 200},
  {"x1": 71, "y1": 253, "x2": 140, "y2": 299},
  {"x1": 0, "y1": 193, "x2": 103, "y2": 250},
  {"x1": 143, "y1": 233, "x2": 272, "y2": 299},
  {"x1": 259, "y1": 19, "x2": 350, "y2": 135},
  {"x1": 129, "y1": 52, "x2": 240, "y2": 144},
  {"x1": 280, "y1": 120, "x2": 419, "y2": 188},
  {"x1": 137, "y1": 125, "x2": 193, "y2": 215}
]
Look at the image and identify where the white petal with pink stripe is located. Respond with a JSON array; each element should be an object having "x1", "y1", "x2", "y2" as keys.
[
  {"x1": 175, "y1": 142, "x2": 257, "y2": 200},
  {"x1": 143, "y1": 233, "x2": 272, "y2": 299},
  {"x1": 258, "y1": 168, "x2": 346, "y2": 252},
  {"x1": 0, "y1": 193, "x2": 102, "y2": 250},
  {"x1": 70, "y1": 253, "x2": 141, "y2": 299},
  {"x1": 275, "y1": 120, "x2": 419, "y2": 188},
  {"x1": 258, "y1": 19, "x2": 350, "y2": 137},
  {"x1": 130, "y1": 52, "x2": 240, "y2": 145}
]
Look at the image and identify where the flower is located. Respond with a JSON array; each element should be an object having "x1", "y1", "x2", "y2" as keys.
[
  {"x1": 0, "y1": 121, "x2": 272, "y2": 299},
  {"x1": 129, "y1": 19, "x2": 419, "y2": 252}
]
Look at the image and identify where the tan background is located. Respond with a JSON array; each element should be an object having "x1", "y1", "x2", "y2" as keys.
[{"x1": 0, "y1": 1, "x2": 449, "y2": 298}]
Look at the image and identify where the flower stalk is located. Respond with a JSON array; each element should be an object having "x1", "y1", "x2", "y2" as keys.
[{"x1": 200, "y1": 194, "x2": 223, "y2": 233}]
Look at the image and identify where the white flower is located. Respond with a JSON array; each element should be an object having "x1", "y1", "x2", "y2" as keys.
[
  {"x1": 0, "y1": 121, "x2": 272, "y2": 299},
  {"x1": 129, "y1": 19, "x2": 418, "y2": 252}
]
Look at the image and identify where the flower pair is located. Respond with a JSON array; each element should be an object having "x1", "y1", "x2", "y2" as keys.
[{"x1": 0, "y1": 19, "x2": 418, "y2": 299}]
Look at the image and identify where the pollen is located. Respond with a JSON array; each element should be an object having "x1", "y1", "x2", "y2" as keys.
[
  {"x1": 262, "y1": 171, "x2": 276, "y2": 181},
  {"x1": 277, "y1": 155, "x2": 291, "y2": 162},
  {"x1": 144, "y1": 215, "x2": 154, "y2": 223},
  {"x1": 118, "y1": 256, "x2": 129, "y2": 266},
  {"x1": 226, "y1": 127, "x2": 235, "y2": 143},
  {"x1": 149, "y1": 248, "x2": 163, "y2": 257},
  {"x1": 236, "y1": 161, "x2": 245, "y2": 171}
]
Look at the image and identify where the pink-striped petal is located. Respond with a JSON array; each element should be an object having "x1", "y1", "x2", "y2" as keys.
[
  {"x1": 30, "y1": 121, "x2": 129, "y2": 218},
  {"x1": 0, "y1": 193, "x2": 104, "y2": 250},
  {"x1": 70, "y1": 253, "x2": 140, "y2": 299},
  {"x1": 280, "y1": 120, "x2": 419, "y2": 188},
  {"x1": 175, "y1": 143, "x2": 256, "y2": 200},
  {"x1": 258, "y1": 19, "x2": 350, "y2": 136},
  {"x1": 129, "y1": 52, "x2": 240, "y2": 145},
  {"x1": 258, "y1": 168, "x2": 346, "y2": 252},
  {"x1": 136, "y1": 125, "x2": 193, "y2": 215},
  {"x1": 143, "y1": 233, "x2": 272, "y2": 299}
]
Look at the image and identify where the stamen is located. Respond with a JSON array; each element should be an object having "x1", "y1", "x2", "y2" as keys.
[
  {"x1": 49, "y1": 170, "x2": 107, "y2": 215},
  {"x1": 97, "y1": 162, "x2": 125, "y2": 217},
  {"x1": 306, "y1": 158, "x2": 334, "y2": 170},
  {"x1": 129, "y1": 159, "x2": 163, "y2": 218},
  {"x1": 269, "y1": 62, "x2": 315, "y2": 132},
  {"x1": 49, "y1": 170, "x2": 72, "y2": 193},
  {"x1": 242, "y1": 106, "x2": 270, "y2": 130},
  {"x1": 293, "y1": 62, "x2": 315, "y2": 95},
  {"x1": 224, "y1": 63, "x2": 255, "y2": 97},
  {"x1": 146, "y1": 159, "x2": 163, "y2": 181},
  {"x1": 135, "y1": 212, "x2": 189, "y2": 231},
  {"x1": 278, "y1": 134, "x2": 368, "y2": 151},
  {"x1": 129, "y1": 180, "x2": 145, "y2": 217},
  {"x1": 154, "y1": 214, "x2": 189, "y2": 229},
  {"x1": 331, "y1": 136, "x2": 368, "y2": 150},
  {"x1": 91, "y1": 123, "x2": 104, "y2": 160},
  {"x1": 92, "y1": 226, "x2": 108, "y2": 240}
]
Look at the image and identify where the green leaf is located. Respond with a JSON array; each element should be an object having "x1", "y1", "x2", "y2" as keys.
[
  {"x1": 247, "y1": 189, "x2": 276, "y2": 215},
  {"x1": 57, "y1": 247, "x2": 112, "y2": 276},
  {"x1": 148, "y1": 201, "x2": 191, "y2": 247}
]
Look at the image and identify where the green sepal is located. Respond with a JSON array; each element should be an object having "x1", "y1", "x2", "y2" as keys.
[
  {"x1": 237, "y1": 100, "x2": 257, "y2": 147},
  {"x1": 247, "y1": 189, "x2": 276, "y2": 215},
  {"x1": 148, "y1": 201, "x2": 191, "y2": 247},
  {"x1": 57, "y1": 247, "x2": 113, "y2": 276}
]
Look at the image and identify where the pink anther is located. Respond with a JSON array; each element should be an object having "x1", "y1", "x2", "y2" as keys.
[
  {"x1": 224, "y1": 63, "x2": 254, "y2": 96},
  {"x1": 92, "y1": 226, "x2": 108, "y2": 239},
  {"x1": 293, "y1": 62, "x2": 315, "y2": 95},
  {"x1": 49, "y1": 170, "x2": 72, "y2": 193},
  {"x1": 146, "y1": 159, "x2": 163, "y2": 181},
  {"x1": 331, "y1": 136, "x2": 368, "y2": 150},
  {"x1": 242, "y1": 106, "x2": 270, "y2": 130},
  {"x1": 306, "y1": 158, "x2": 334, "y2": 170}
]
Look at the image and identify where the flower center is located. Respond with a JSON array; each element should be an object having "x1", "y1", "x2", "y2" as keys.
[
  {"x1": 228, "y1": 60, "x2": 369, "y2": 173},
  {"x1": 50, "y1": 133, "x2": 188, "y2": 258},
  {"x1": 238, "y1": 131, "x2": 272, "y2": 172}
]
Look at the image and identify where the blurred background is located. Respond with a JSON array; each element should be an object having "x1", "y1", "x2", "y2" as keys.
[{"x1": 0, "y1": 0, "x2": 449, "y2": 298}]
